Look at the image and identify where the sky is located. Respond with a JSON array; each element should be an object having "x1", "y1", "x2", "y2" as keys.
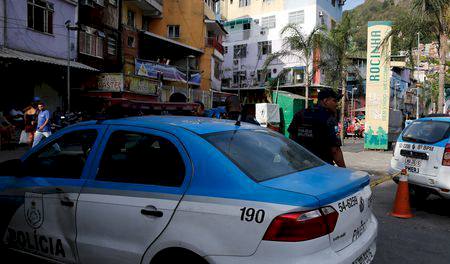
[{"x1": 343, "y1": 0, "x2": 365, "y2": 11}]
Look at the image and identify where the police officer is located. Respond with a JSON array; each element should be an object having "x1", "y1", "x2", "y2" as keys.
[{"x1": 288, "y1": 89, "x2": 346, "y2": 167}]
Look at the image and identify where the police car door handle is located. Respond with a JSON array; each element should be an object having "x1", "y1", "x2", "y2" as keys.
[
  {"x1": 141, "y1": 206, "x2": 163, "y2": 217},
  {"x1": 60, "y1": 198, "x2": 74, "y2": 207}
]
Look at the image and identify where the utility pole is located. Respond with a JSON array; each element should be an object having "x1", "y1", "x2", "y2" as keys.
[
  {"x1": 350, "y1": 87, "x2": 357, "y2": 120},
  {"x1": 65, "y1": 20, "x2": 78, "y2": 113},
  {"x1": 416, "y1": 32, "x2": 420, "y2": 119},
  {"x1": 186, "y1": 55, "x2": 195, "y2": 102}
]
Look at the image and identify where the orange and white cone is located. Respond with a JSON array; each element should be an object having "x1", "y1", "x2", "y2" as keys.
[{"x1": 390, "y1": 169, "x2": 413, "y2": 219}]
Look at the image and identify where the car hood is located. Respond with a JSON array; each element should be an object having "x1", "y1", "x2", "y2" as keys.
[{"x1": 260, "y1": 165, "x2": 370, "y2": 206}]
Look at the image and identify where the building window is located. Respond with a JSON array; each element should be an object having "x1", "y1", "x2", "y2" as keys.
[
  {"x1": 261, "y1": 15, "x2": 276, "y2": 29},
  {"x1": 79, "y1": 31, "x2": 104, "y2": 58},
  {"x1": 27, "y1": 0, "x2": 54, "y2": 34},
  {"x1": 239, "y1": 0, "x2": 250, "y2": 7},
  {"x1": 332, "y1": 0, "x2": 336, "y2": 7},
  {"x1": 127, "y1": 36, "x2": 135, "y2": 48},
  {"x1": 243, "y1": 22, "x2": 251, "y2": 30},
  {"x1": 289, "y1": 10, "x2": 305, "y2": 25},
  {"x1": 127, "y1": 10, "x2": 135, "y2": 28},
  {"x1": 107, "y1": 37, "x2": 117, "y2": 55},
  {"x1": 168, "y1": 25, "x2": 180, "y2": 38},
  {"x1": 258, "y1": 41, "x2": 272, "y2": 55},
  {"x1": 233, "y1": 44, "x2": 247, "y2": 58}
]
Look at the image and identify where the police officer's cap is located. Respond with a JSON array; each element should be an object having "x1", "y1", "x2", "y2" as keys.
[{"x1": 318, "y1": 89, "x2": 342, "y2": 101}]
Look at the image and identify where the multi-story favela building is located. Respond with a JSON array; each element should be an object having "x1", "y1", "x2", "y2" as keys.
[
  {"x1": 0, "y1": 0, "x2": 96, "y2": 112},
  {"x1": 220, "y1": 0, "x2": 345, "y2": 102}
]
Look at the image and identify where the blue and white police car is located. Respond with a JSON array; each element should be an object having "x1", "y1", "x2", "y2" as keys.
[
  {"x1": 391, "y1": 116, "x2": 450, "y2": 200},
  {"x1": 0, "y1": 116, "x2": 377, "y2": 264}
]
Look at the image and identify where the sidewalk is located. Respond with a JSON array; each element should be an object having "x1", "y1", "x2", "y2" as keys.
[{"x1": 342, "y1": 138, "x2": 392, "y2": 180}]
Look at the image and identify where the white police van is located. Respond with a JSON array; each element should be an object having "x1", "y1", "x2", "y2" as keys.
[
  {"x1": 391, "y1": 116, "x2": 450, "y2": 199},
  {"x1": 0, "y1": 116, "x2": 377, "y2": 264}
]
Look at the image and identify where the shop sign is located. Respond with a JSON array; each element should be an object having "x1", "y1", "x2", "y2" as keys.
[{"x1": 97, "y1": 73, "x2": 123, "y2": 92}]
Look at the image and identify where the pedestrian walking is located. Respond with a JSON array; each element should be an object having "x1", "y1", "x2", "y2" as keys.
[
  {"x1": 288, "y1": 88, "x2": 346, "y2": 167},
  {"x1": 23, "y1": 104, "x2": 38, "y2": 146},
  {"x1": 32, "y1": 102, "x2": 52, "y2": 148}
]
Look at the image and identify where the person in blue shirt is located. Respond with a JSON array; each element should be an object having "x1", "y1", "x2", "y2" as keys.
[{"x1": 32, "y1": 102, "x2": 51, "y2": 148}]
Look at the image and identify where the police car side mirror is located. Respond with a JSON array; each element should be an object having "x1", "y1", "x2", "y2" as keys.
[{"x1": 0, "y1": 159, "x2": 25, "y2": 177}]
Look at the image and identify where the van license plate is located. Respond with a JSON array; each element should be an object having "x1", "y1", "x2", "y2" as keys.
[{"x1": 405, "y1": 158, "x2": 421, "y2": 173}]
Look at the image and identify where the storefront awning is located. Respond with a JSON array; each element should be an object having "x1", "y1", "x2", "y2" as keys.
[{"x1": 0, "y1": 47, "x2": 98, "y2": 71}]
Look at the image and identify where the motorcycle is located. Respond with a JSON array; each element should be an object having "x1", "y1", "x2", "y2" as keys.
[{"x1": 51, "y1": 112, "x2": 84, "y2": 132}]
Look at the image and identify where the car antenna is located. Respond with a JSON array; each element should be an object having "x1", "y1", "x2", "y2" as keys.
[{"x1": 235, "y1": 97, "x2": 246, "y2": 126}]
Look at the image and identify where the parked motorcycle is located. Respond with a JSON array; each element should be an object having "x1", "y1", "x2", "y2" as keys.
[{"x1": 51, "y1": 112, "x2": 84, "y2": 132}]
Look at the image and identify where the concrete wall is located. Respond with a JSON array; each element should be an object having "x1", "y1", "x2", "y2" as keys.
[
  {"x1": 147, "y1": 0, "x2": 205, "y2": 49},
  {"x1": 224, "y1": 0, "x2": 285, "y2": 20},
  {"x1": 0, "y1": 0, "x2": 4, "y2": 47},
  {"x1": 4, "y1": 0, "x2": 77, "y2": 59}
]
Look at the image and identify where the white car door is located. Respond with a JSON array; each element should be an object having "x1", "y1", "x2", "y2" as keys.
[
  {"x1": 76, "y1": 126, "x2": 192, "y2": 264},
  {"x1": 2, "y1": 126, "x2": 104, "y2": 263}
]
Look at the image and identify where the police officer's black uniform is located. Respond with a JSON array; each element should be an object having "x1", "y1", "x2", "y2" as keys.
[{"x1": 288, "y1": 105, "x2": 341, "y2": 165}]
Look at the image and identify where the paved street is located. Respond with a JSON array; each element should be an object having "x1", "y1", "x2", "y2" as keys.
[
  {"x1": 342, "y1": 138, "x2": 392, "y2": 180},
  {"x1": 372, "y1": 181, "x2": 450, "y2": 264},
  {"x1": 343, "y1": 138, "x2": 450, "y2": 264}
]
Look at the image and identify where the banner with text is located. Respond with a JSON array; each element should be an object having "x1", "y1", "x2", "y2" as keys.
[
  {"x1": 365, "y1": 21, "x2": 392, "y2": 150},
  {"x1": 135, "y1": 59, "x2": 201, "y2": 86}
]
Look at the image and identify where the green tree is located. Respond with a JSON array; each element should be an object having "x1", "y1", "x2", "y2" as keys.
[
  {"x1": 414, "y1": 0, "x2": 450, "y2": 113},
  {"x1": 263, "y1": 24, "x2": 324, "y2": 109},
  {"x1": 319, "y1": 13, "x2": 357, "y2": 143}
]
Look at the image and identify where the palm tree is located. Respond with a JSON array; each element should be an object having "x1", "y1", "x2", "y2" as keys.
[
  {"x1": 414, "y1": 0, "x2": 450, "y2": 113},
  {"x1": 319, "y1": 13, "x2": 356, "y2": 143},
  {"x1": 263, "y1": 24, "x2": 324, "y2": 109}
]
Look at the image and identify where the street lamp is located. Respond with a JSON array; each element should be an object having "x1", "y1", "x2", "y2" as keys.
[
  {"x1": 65, "y1": 20, "x2": 78, "y2": 113},
  {"x1": 186, "y1": 55, "x2": 196, "y2": 101},
  {"x1": 238, "y1": 72, "x2": 246, "y2": 99}
]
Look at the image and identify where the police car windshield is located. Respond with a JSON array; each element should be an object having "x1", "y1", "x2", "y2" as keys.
[
  {"x1": 203, "y1": 129, "x2": 324, "y2": 182},
  {"x1": 402, "y1": 121, "x2": 450, "y2": 144}
]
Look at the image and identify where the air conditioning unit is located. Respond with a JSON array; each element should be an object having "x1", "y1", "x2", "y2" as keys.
[
  {"x1": 254, "y1": 19, "x2": 260, "y2": 25},
  {"x1": 319, "y1": 11, "x2": 324, "y2": 17}
]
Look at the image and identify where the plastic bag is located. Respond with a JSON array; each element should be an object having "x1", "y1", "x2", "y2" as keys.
[{"x1": 19, "y1": 130, "x2": 30, "y2": 144}]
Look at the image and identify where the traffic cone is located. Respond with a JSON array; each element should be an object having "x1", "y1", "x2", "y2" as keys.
[{"x1": 390, "y1": 169, "x2": 413, "y2": 219}]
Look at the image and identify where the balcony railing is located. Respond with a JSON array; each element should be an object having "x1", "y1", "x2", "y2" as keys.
[{"x1": 206, "y1": 37, "x2": 224, "y2": 54}]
